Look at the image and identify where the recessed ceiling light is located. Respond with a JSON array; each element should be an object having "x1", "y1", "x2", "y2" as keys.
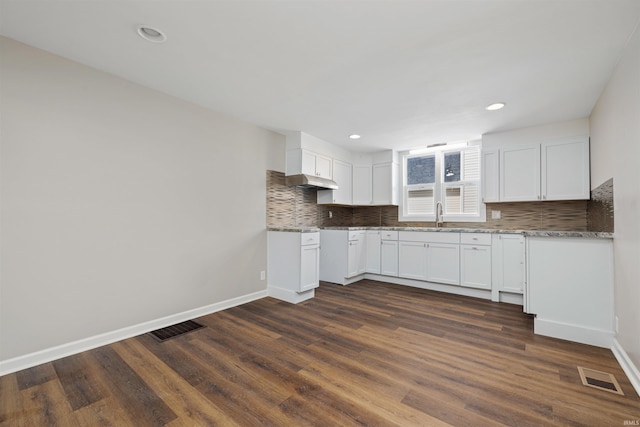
[
  {"x1": 486, "y1": 102, "x2": 506, "y2": 111},
  {"x1": 349, "y1": 134, "x2": 361, "y2": 140},
  {"x1": 137, "y1": 25, "x2": 167, "y2": 43}
]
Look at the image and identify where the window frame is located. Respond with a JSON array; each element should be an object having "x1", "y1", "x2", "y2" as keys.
[{"x1": 399, "y1": 144, "x2": 486, "y2": 223}]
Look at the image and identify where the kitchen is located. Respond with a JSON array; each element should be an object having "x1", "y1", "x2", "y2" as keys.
[
  {"x1": 267, "y1": 121, "x2": 614, "y2": 349},
  {"x1": 1, "y1": 1, "x2": 640, "y2": 425}
]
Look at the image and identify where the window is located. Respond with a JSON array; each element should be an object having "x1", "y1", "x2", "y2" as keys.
[{"x1": 400, "y1": 144, "x2": 484, "y2": 222}]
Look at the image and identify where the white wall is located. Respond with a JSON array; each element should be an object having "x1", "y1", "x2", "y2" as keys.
[
  {"x1": 482, "y1": 118, "x2": 589, "y2": 148},
  {"x1": 0, "y1": 37, "x2": 285, "y2": 363},
  {"x1": 590, "y1": 24, "x2": 640, "y2": 372}
]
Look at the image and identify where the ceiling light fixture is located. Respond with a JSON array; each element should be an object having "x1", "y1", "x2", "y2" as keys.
[
  {"x1": 137, "y1": 25, "x2": 167, "y2": 43},
  {"x1": 486, "y1": 102, "x2": 506, "y2": 111},
  {"x1": 349, "y1": 134, "x2": 361, "y2": 140}
]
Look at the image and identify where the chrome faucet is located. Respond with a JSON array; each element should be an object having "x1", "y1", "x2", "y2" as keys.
[{"x1": 435, "y1": 201, "x2": 443, "y2": 228}]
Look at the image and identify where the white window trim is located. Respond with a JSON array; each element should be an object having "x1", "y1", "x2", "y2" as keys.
[{"x1": 399, "y1": 145, "x2": 486, "y2": 223}]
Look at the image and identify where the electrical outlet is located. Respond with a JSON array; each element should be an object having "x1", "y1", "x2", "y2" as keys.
[
  {"x1": 329, "y1": 211, "x2": 333, "y2": 218},
  {"x1": 491, "y1": 210, "x2": 501, "y2": 219},
  {"x1": 260, "y1": 270, "x2": 266, "y2": 281}
]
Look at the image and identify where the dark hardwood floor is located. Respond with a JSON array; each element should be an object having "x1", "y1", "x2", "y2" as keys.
[{"x1": 2, "y1": 280, "x2": 639, "y2": 426}]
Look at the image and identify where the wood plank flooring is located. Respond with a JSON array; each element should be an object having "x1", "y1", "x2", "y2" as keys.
[{"x1": 1, "y1": 279, "x2": 639, "y2": 426}]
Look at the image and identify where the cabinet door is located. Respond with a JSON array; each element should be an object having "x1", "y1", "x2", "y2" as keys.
[
  {"x1": 301, "y1": 150, "x2": 317, "y2": 176},
  {"x1": 380, "y1": 240, "x2": 399, "y2": 276},
  {"x1": 300, "y1": 244, "x2": 320, "y2": 292},
  {"x1": 499, "y1": 235, "x2": 525, "y2": 294},
  {"x1": 482, "y1": 148, "x2": 500, "y2": 203},
  {"x1": 347, "y1": 240, "x2": 359, "y2": 278},
  {"x1": 318, "y1": 160, "x2": 352, "y2": 205},
  {"x1": 372, "y1": 163, "x2": 397, "y2": 205},
  {"x1": 500, "y1": 144, "x2": 540, "y2": 201},
  {"x1": 315, "y1": 154, "x2": 333, "y2": 179},
  {"x1": 333, "y1": 160, "x2": 352, "y2": 204},
  {"x1": 460, "y1": 245, "x2": 491, "y2": 289},
  {"x1": 542, "y1": 137, "x2": 589, "y2": 200},
  {"x1": 352, "y1": 165, "x2": 372, "y2": 205},
  {"x1": 357, "y1": 236, "x2": 367, "y2": 275},
  {"x1": 398, "y1": 241, "x2": 427, "y2": 280},
  {"x1": 426, "y1": 243, "x2": 460, "y2": 285},
  {"x1": 366, "y1": 231, "x2": 381, "y2": 274}
]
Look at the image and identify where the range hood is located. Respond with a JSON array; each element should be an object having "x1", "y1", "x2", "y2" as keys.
[{"x1": 285, "y1": 174, "x2": 339, "y2": 190}]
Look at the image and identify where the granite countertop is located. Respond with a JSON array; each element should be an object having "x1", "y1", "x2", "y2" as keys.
[
  {"x1": 318, "y1": 226, "x2": 613, "y2": 239},
  {"x1": 267, "y1": 226, "x2": 320, "y2": 233}
]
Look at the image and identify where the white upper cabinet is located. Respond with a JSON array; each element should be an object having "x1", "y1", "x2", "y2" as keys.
[
  {"x1": 352, "y1": 165, "x2": 372, "y2": 205},
  {"x1": 287, "y1": 149, "x2": 333, "y2": 179},
  {"x1": 500, "y1": 144, "x2": 541, "y2": 201},
  {"x1": 317, "y1": 159, "x2": 352, "y2": 205},
  {"x1": 481, "y1": 148, "x2": 500, "y2": 203},
  {"x1": 541, "y1": 137, "x2": 590, "y2": 200},
  {"x1": 352, "y1": 162, "x2": 398, "y2": 206},
  {"x1": 491, "y1": 136, "x2": 590, "y2": 203},
  {"x1": 372, "y1": 163, "x2": 398, "y2": 205}
]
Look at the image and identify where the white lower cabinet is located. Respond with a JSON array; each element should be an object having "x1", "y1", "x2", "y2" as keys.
[
  {"x1": 491, "y1": 234, "x2": 526, "y2": 303},
  {"x1": 460, "y1": 245, "x2": 491, "y2": 289},
  {"x1": 460, "y1": 233, "x2": 492, "y2": 290},
  {"x1": 368, "y1": 230, "x2": 398, "y2": 276},
  {"x1": 300, "y1": 243, "x2": 320, "y2": 292},
  {"x1": 365, "y1": 230, "x2": 381, "y2": 274},
  {"x1": 398, "y1": 232, "x2": 461, "y2": 285},
  {"x1": 426, "y1": 243, "x2": 460, "y2": 285},
  {"x1": 527, "y1": 237, "x2": 613, "y2": 347},
  {"x1": 398, "y1": 241, "x2": 428, "y2": 280},
  {"x1": 347, "y1": 231, "x2": 366, "y2": 277},
  {"x1": 380, "y1": 240, "x2": 399, "y2": 276},
  {"x1": 320, "y1": 230, "x2": 366, "y2": 285},
  {"x1": 268, "y1": 231, "x2": 320, "y2": 304}
]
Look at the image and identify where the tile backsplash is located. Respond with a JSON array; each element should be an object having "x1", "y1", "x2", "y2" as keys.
[
  {"x1": 268, "y1": 170, "x2": 609, "y2": 231},
  {"x1": 587, "y1": 178, "x2": 614, "y2": 232}
]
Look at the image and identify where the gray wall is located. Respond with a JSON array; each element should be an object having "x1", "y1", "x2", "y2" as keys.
[
  {"x1": 590, "y1": 25, "x2": 640, "y2": 370},
  {"x1": 0, "y1": 37, "x2": 284, "y2": 361}
]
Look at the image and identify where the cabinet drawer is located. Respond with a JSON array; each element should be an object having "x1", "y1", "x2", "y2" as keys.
[
  {"x1": 348, "y1": 230, "x2": 365, "y2": 241},
  {"x1": 399, "y1": 231, "x2": 460, "y2": 244},
  {"x1": 381, "y1": 230, "x2": 399, "y2": 240},
  {"x1": 460, "y1": 233, "x2": 492, "y2": 246},
  {"x1": 301, "y1": 232, "x2": 320, "y2": 246}
]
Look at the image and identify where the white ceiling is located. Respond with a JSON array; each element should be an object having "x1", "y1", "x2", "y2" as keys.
[{"x1": 1, "y1": 1, "x2": 639, "y2": 152}]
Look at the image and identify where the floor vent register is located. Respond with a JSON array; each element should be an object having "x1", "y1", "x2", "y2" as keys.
[
  {"x1": 577, "y1": 366, "x2": 624, "y2": 395},
  {"x1": 149, "y1": 320, "x2": 205, "y2": 342}
]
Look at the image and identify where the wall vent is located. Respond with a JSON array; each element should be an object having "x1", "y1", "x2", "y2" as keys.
[{"x1": 149, "y1": 320, "x2": 205, "y2": 342}]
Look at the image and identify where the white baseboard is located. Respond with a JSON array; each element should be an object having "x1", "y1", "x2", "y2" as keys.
[
  {"x1": 268, "y1": 286, "x2": 314, "y2": 304},
  {"x1": 611, "y1": 338, "x2": 640, "y2": 397},
  {"x1": 0, "y1": 289, "x2": 268, "y2": 376},
  {"x1": 533, "y1": 318, "x2": 614, "y2": 348}
]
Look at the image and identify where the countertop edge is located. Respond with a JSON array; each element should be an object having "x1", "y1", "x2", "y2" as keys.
[
  {"x1": 267, "y1": 226, "x2": 613, "y2": 239},
  {"x1": 267, "y1": 227, "x2": 320, "y2": 233}
]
